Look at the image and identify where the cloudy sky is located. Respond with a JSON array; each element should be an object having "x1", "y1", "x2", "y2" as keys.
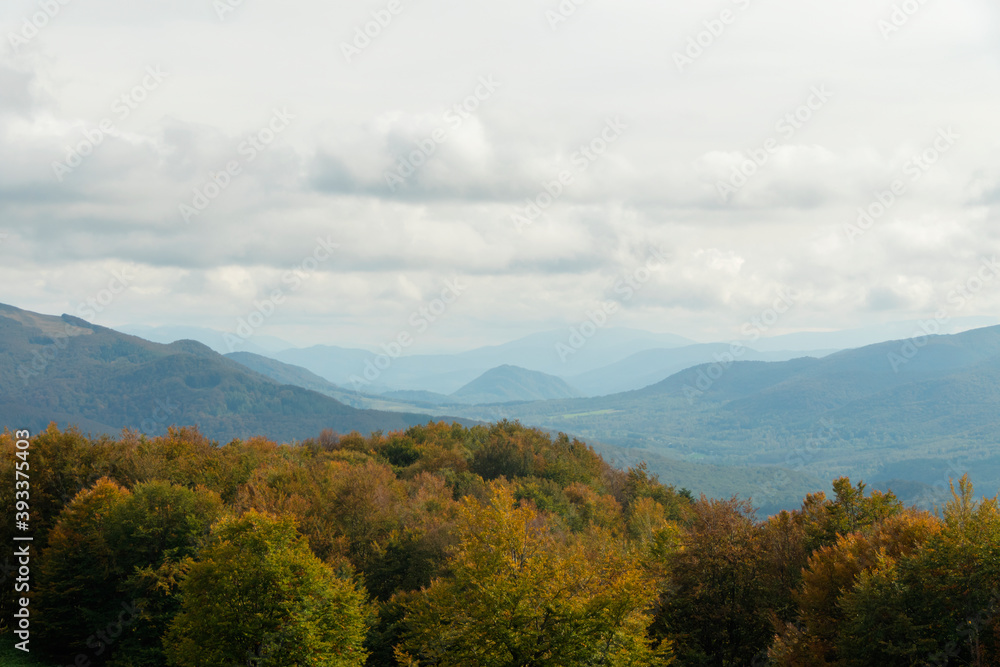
[{"x1": 2, "y1": 0, "x2": 999, "y2": 353}]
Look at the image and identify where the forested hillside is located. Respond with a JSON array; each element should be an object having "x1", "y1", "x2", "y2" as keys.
[
  {"x1": 0, "y1": 303, "x2": 439, "y2": 441},
  {"x1": 458, "y1": 326, "x2": 1000, "y2": 503},
  {"x1": 2, "y1": 422, "x2": 997, "y2": 666}
]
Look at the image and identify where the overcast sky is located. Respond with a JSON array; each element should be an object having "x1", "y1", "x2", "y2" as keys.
[{"x1": 2, "y1": 0, "x2": 999, "y2": 353}]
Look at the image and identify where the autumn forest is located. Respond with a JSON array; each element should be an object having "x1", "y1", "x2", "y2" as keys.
[{"x1": 2, "y1": 421, "x2": 998, "y2": 666}]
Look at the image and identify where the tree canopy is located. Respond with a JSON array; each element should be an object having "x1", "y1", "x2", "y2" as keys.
[{"x1": 3, "y1": 423, "x2": 998, "y2": 666}]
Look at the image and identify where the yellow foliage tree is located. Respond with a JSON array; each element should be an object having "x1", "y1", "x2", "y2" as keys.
[{"x1": 398, "y1": 481, "x2": 670, "y2": 666}]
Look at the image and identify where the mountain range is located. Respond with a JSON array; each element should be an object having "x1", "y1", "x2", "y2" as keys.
[
  {"x1": 270, "y1": 328, "x2": 696, "y2": 395},
  {"x1": 0, "y1": 302, "x2": 826, "y2": 512},
  {"x1": 222, "y1": 322, "x2": 1000, "y2": 509},
  {"x1": 6, "y1": 301, "x2": 1000, "y2": 514}
]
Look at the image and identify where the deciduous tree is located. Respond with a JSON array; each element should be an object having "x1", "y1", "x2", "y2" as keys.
[
  {"x1": 164, "y1": 510, "x2": 370, "y2": 667},
  {"x1": 399, "y1": 482, "x2": 669, "y2": 666}
]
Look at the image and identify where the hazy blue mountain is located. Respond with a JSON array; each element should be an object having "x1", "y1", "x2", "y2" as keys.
[
  {"x1": 229, "y1": 353, "x2": 574, "y2": 407},
  {"x1": 454, "y1": 328, "x2": 696, "y2": 376},
  {"x1": 224, "y1": 351, "x2": 443, "y2": 413},
  {"x1": 22, "y1": 302, "x2": 1000, "y2": 512},
  {"x1": 273, "y1": 344, "x2": 395, "y2": 390},
  {"x1": 13, "y1": 302, "x2": 970, "y2": 514},
  {"x1": 568, "y1": 344, "x2": 838, "y2": 396},
  {"x1": 748, "y1": 316, "x2": 999, "y2": 352},
  {"x1": 0, "y1": 303, "x2": 438, "y2": 443},
  {"x1": 273, "y1": 328, "x2": 695, "y2": 394},
  {"x1": 450, "y1": 365, "x2": 581, "y2": 404},
  {"x1": 225, "y1": 351, "x2": 362, "y2": 404}
]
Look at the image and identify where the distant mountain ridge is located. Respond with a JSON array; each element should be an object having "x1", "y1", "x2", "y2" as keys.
[
  {"x1": 224, "y1": 351, "x2": 447, "y2": 414},
  {"x1": 566, "y1": 344, "x2": 839, "y2": 396},
  {"x1": 0, "y1": 303, "x2": 439, "y2": 442},
  {"x1": 450, "y1": 365, "x2": 581, "y2": 404},
  {"x1": 118, "y1": 317, "x2": 998, "y2": 399},
  {"x1": 273, "y1": 328, "x2": 696, "y2": 394}
]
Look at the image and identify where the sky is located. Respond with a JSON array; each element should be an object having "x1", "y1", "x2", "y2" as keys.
[{"x1": 1, "y1": 0, "x2": 999, "y2": 354}]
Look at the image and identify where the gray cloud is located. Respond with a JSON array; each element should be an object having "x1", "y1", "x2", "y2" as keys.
[{"x1": 0, "y1": 0, "x2": 998, "y2": 350}]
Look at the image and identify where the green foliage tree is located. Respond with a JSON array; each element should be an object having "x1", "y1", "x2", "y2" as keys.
[
  {"x1": 652, "y1": 497, "x2": 778, "y2": 667},
  {"x1": 164, "y1": 510, "x2": 370, "y2": 667},
  {"x1": 104, "y1": 481, "x2": 224, "y2": 666},
  {"x1": 835, "y1": 477, "x2": 1000, "y2": 666},
  {"x1": 34, "y1": 478, "x2": 223, "y2": 665},
  {"x1": 35, "y1": 478, "x2": 132, "y2": 661},
  {"x1": 802, "y1": 477, "x2": 903, "y2": 552},
  {"x1": 769, "y1": 508, "x2": 942, "y2": 666}
]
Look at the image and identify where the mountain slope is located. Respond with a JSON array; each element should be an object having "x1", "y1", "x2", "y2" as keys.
[
  {"x1": 568, "y1": 344, "x2": 838, "y2": 396},
  {"x1": 0, "y1": 303, "x2": 437, "y2": 442},
  {"x1": 450, "y1": 365, "x2": 581, "y2": 404},
  {"x1": 446, "y1": 326, "x2": 1000, "y2": 500},
  {"x1": 224, "y1": 350, "x2": 444, "y2": 413},
  {"x1": 226, "y1": 350, "x2": 347, "y2": 394},
  {"x1": 747, "y1": 316, "x2": 999, "y2": 352},
  {"x1": 117, "y1": 324, "x2": 295, "y2": 356}
]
